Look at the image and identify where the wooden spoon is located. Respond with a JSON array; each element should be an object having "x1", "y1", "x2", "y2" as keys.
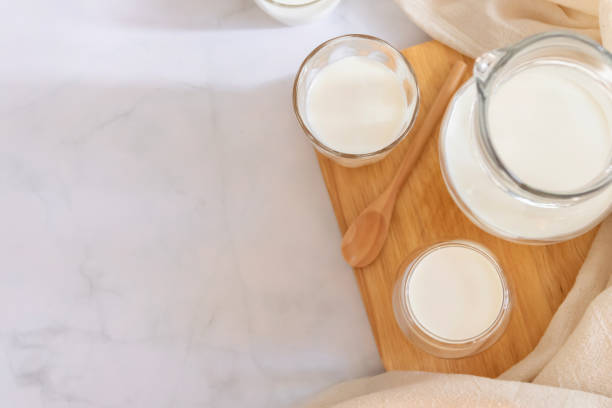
[{"x1": 341, "y1": 60, "x2": 468, "y2": 268}]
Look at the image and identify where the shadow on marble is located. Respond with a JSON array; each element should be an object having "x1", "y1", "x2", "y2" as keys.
[{"x1": 210, "y1": 77, "x2": 384, "y2": 407}]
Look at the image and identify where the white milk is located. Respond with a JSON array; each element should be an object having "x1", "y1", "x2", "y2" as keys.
[
  {"x1": 488, "y1": 65, "x2": 612, "y2": 193},
  {"x1": 408, "y1": 246, "x2": 504, "y2": 340},
  {"x1": 253, "y1": 0, "x2": 341, "y2": 25},
  {"x1": 306, "y1": 56, "x2": 412, "y2": 155},
  {"x1": 442, "y1": 73, "x2": 612, "y2": 240}
]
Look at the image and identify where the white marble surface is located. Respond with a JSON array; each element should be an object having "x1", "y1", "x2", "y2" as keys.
[{"x1": 0, "y1": 1, "x2": 428, "y2": 406}]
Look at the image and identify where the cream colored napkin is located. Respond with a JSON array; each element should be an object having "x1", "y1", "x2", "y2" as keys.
[
  {"x1": 393, "y1": 0, "x2": 612, "y2": 57},
  {"x1": 299, "y1": 218, "x2": 612, "y2": 407}
]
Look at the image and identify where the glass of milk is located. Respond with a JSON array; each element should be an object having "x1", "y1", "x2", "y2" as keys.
[
  {"x1": 393, "y1": 240, "x2": 512, "y2": 358},
  {"x1": 440, "y1": 32, "x2": 612, "y2": 243},
  {"x1": 293, "y1": 34, "x2": 420, "y2": 167},
  {"x1": 254, "y1": 0, "x2": 341, "y2": 25}
]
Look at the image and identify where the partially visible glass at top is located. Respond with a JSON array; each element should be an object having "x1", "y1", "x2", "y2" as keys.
[{"x1": 253, "y1": 0, "x2": 341, "y2": 25}]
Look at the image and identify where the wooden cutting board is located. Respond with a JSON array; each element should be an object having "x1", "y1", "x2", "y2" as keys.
[{"x1": 316, "y1": 40, "x2": 597, "y2": 377}]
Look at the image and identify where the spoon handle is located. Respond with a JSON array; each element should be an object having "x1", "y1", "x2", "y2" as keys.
[{"x1": 386, "y1": 60, "x2": 468, "y2": 201}]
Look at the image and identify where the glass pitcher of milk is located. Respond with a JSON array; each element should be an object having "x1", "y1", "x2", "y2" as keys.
[{"x1": 439, "y1": 32, "x2": 612, "y2": 243}]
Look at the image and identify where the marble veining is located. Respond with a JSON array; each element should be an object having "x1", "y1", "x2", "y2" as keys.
[{"x1": 0, "y1": 1, "x2": 428, "y2": 406}]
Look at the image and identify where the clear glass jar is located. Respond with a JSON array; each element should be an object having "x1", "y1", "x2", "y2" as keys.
[
  {"x1": 440, "y1": 32, "x2": 612, "y2": 243},
  {"x1": 393, "y1": 241, "x2": 512, "y2": 358},
  {"x1": 254, "y1": 0, "x2": 341, "y2": 26},
  {"x1": 293, "y1": 34, "x2": 419, "y2": 167}
]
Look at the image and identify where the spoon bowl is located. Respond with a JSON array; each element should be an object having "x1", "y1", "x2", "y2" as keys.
[{"x1": 341, "y1": 210, "x2": 389, "y2": 268}]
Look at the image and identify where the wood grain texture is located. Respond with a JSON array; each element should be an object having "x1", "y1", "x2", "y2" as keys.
[{"x1": 315, "y1": 41, "x2": 597, "y2": 377}]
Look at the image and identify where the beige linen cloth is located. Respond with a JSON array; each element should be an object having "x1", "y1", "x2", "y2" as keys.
[
  {"x1": 394, "y1": 0, "x2": 612, "y2": 57},
  {"x1": 300, "y1": 4, "x2": 612, "y2": 404}
]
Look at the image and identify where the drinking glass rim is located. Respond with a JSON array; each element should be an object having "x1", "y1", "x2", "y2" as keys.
[
  {"x1": 292, "y1": 34, "x2": 420, "y2": 160},
  {"x1": 264, "y1": 0, "x2": 323, "y2": 7},
  {"x1": 400, "y1": 240, "x2": 511, "y2": 345},
  {"x1": 475, "y1": 31, "x2": 612, "y2": 200}
]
